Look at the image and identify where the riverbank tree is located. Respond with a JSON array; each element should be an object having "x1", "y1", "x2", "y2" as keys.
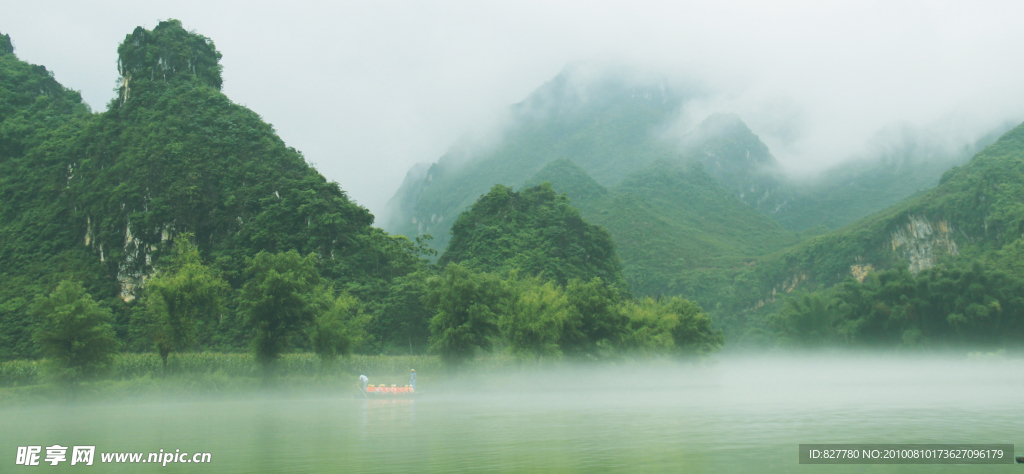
[
  {"x1": 425, "y1": 264, "x2": 505, "y2": 366},
  {"x1": 31, "y1": 280, "x2": 120, "y2": 386},
  {"x1": 308, "y1": 286, "x2": 368, "y2": 364},
  {"x1": 239, "y1": 251, "x2": 321, "y2": 376}
]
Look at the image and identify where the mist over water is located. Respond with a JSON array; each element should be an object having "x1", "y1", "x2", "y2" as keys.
[{"x1": 3, "y1": 353, "x2": 1021, "y2": 472}]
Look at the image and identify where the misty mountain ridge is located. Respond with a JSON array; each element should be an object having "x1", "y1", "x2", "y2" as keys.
[
  {"x1": 383, "y1": 62, "x2": 1023, "y2": 339},
  {"x1": 773, "y1": 120, "x2": 1010, "y2": 231},
  {"x1": 387, "y1": 63, "x2": 1015, "y2": 241},
  {"x1": 387, "y1": 64, "x2": 997, "y2": 252},
  {"x1": 383, "y1": 64, "x2": 782, "y2": 249},
  {"x1": 668, "y1": 112, "x2": 788, "y2": 213}
]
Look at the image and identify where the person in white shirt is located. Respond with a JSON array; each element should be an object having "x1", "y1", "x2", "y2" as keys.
[
  {"x1": 409, "y1": 369, "x2": 416, "y2": 391},
  {"x1": 358, "y1": 374, "x2": 368, "y2": 392}
]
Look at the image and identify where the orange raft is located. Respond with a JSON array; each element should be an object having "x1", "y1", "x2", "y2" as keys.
[{"x1": 360, "y1": 384, "x2": 417, "y2": 398}]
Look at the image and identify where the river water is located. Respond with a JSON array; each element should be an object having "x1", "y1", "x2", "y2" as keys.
[{"x1": 3, "y1": 353, "x2": 1022, "y2": 472}]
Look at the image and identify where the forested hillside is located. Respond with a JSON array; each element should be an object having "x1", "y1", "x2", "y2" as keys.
[
  {"x1": 439, "y1": 182, "x2": 626, "y2": 288},
  {"x1": 1, "y1": 30, "x2": 115, "y2": 358},
  {"x1": 429, "y1": 184, "x2": 721, "y2": 361},
  {"x1": 0, "y1": 22, "x2": 426, "y2": 360},
  {"x1": 757, "y1": 121, "x2": 1024, "y2": 291},
  {"x1": 384, "y1": 67, "x2": 806, "y2": 252}
]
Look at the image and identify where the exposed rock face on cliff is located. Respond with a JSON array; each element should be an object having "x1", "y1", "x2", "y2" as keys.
[{"x1": 890, "y1": 215, "x2": 959, "y2": 274}]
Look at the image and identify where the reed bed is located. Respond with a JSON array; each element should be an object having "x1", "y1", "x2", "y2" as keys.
[
  {"x1": 0, "y1": 359, "x2": 39, "y2": 387},
  {"x1": 0, "y1": 352, "x2": 527, "y2": 387}
]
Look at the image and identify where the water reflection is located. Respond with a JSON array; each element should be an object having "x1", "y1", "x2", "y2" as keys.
[{"x1": 360, "y1": 398, "x2": 416, "y2": 432}]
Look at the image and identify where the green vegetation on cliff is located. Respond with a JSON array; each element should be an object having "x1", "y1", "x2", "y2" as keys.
[
  {"x1": 0, "y1": 31, "x2": 102, "y2": 359},
  {"x1": 0, "y1": 21, "x2": 426, "y2": 361}
]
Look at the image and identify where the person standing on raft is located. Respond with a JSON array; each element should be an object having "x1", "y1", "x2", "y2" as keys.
[
  {"x1": 409, "y1": 369, "x2": 416, "y2": 391},
  {"x1": 358, "y1": 374, "x2": 368, "y2": 392}
]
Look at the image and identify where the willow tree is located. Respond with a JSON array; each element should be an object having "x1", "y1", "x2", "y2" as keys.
[{"x1": 141, "y1": 234, "x2": 228, "y2": 374}]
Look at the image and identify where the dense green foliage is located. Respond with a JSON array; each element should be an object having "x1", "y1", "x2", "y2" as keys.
[
  {"x1": 239, "y1": 251, "x2": 321, "y2": 371},
  {"x1": 31, "y1": 280, "x2": 119, "y2": 384},
  {"x1": 559, "y1": 277, "x2": 629, "y2": 357},
  {"x1": 618, "y1": 296, "x2": 723, "y2": 355},
  {"x1": 308, "y1": 286, "x2": 368, "y2": 363},
  {"x1": 117, "y1": 19, "x2": 224, "y2": 99},
  {"x1": 501, "y1": 274, "x2": 575, "y2": 360},
  {"x1": 0, "y1": 30, "x2": 102, "y2": 360},
  {"x1": 371, "y1": 270, "x2": 433, "y2": 354},
  {"x1": 423, "y1": 263, "x2": 722, "y2": 364},
  {"x1": 770, "y1": 262, "x2": 1024, "y2": 347},
  {"x1": 440, "y1": 182, "x2": 625, "y2": 288},
  {"x1": 426, "y1": 180, "x2": 722, "y2": 362},
  {"x1": 425, "y1": 264, "x2": 505, "y2": 365}
]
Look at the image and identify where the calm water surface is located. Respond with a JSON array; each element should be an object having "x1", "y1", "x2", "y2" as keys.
[{"x1": 3, "y1": 354, "x2": 1022, "y2": 472}]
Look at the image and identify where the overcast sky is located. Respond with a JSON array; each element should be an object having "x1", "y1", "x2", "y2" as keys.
[{"x1": 4, "y1": 1, "x2": 1024, "y2": 220}]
